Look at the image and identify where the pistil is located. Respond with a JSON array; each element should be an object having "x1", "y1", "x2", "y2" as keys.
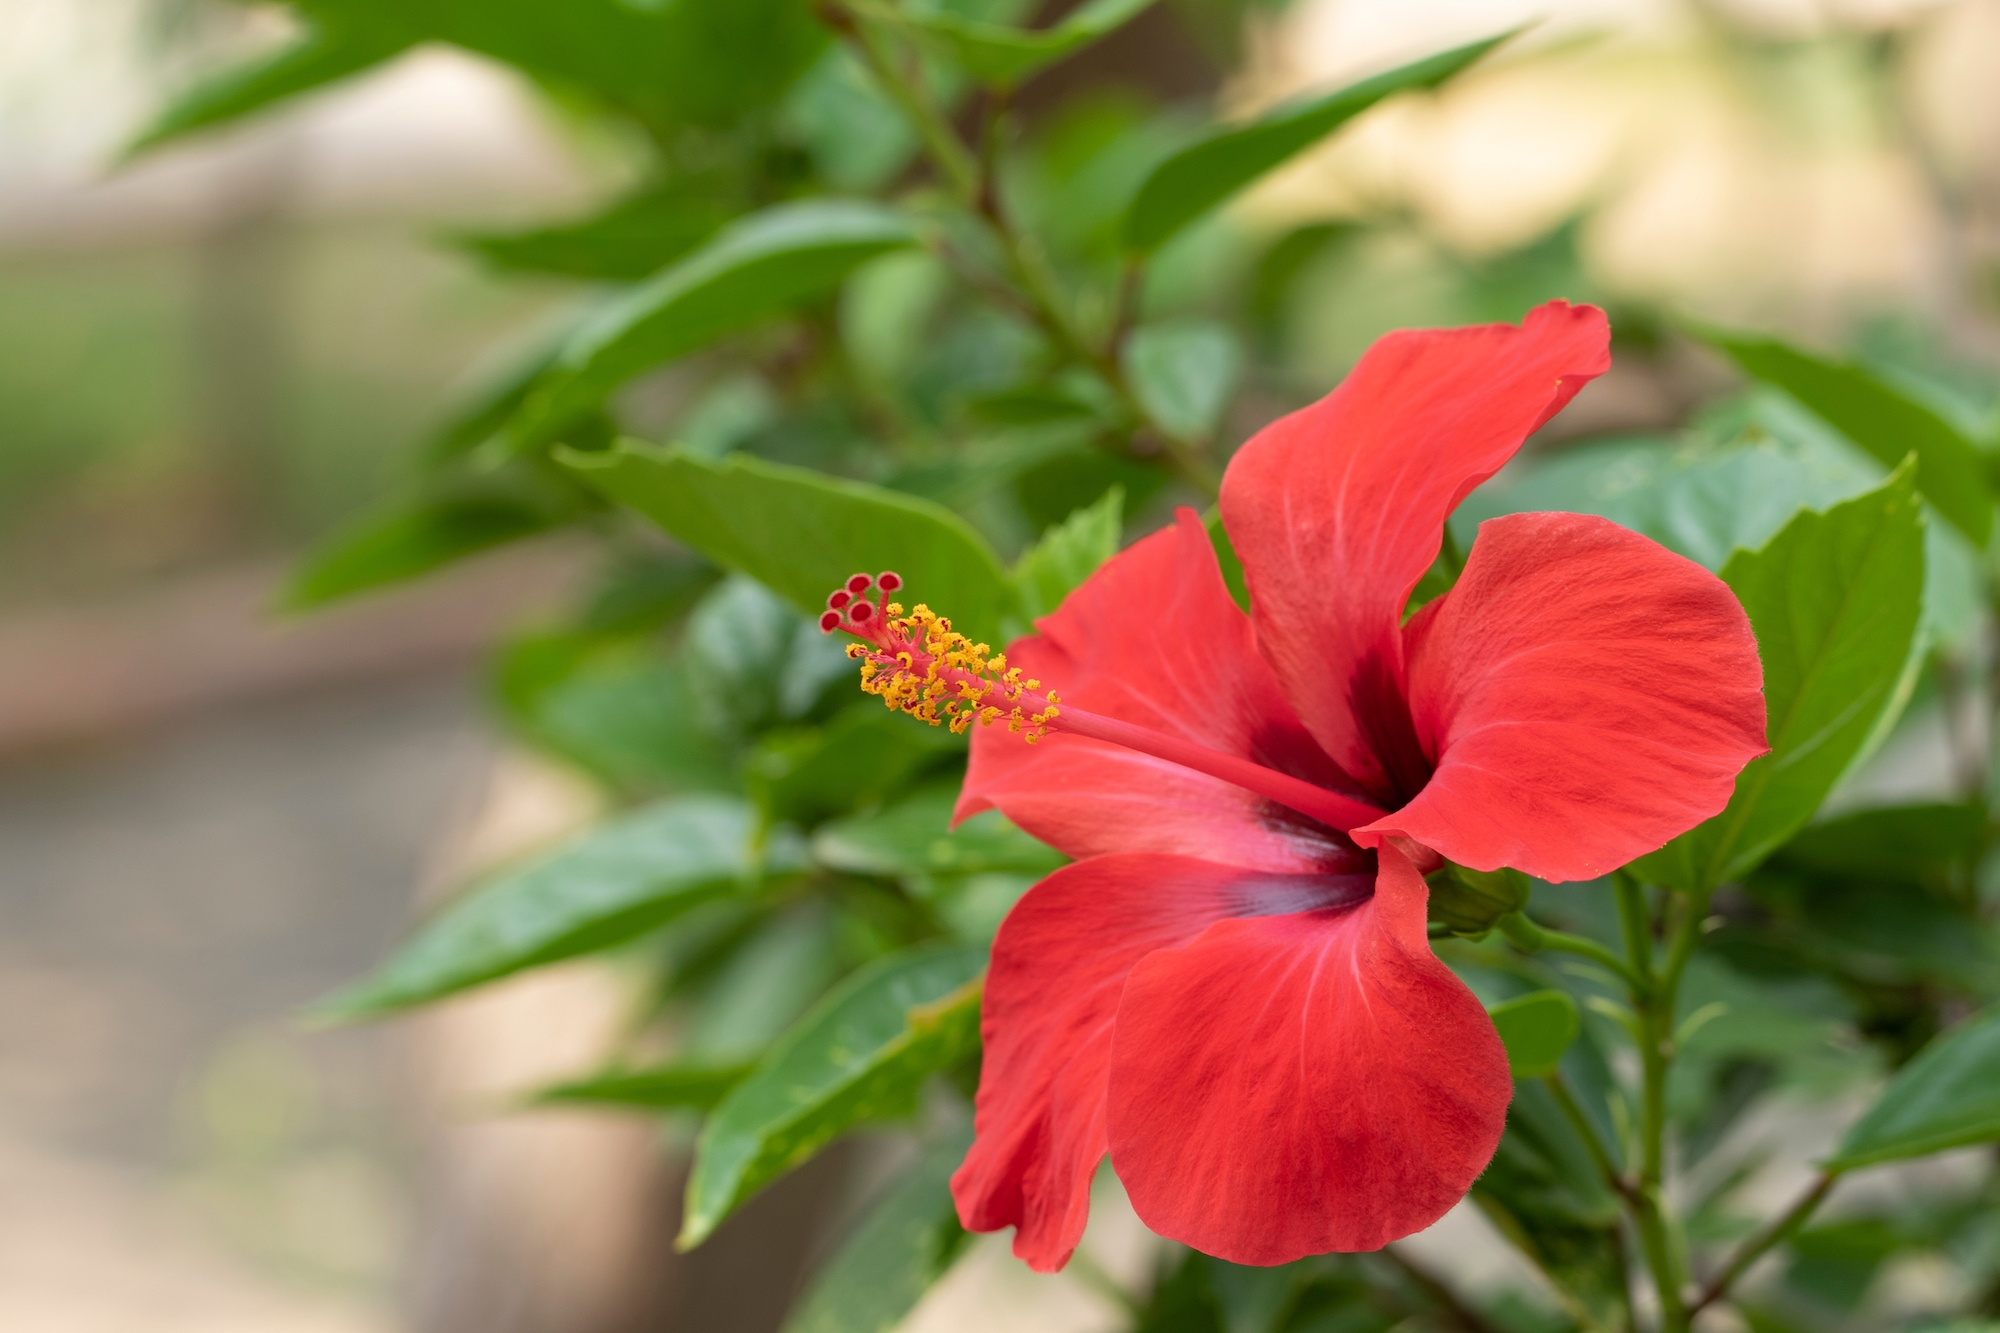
[{"x1": 822, "y1": 573, "x2": 1387, "y2": 834}]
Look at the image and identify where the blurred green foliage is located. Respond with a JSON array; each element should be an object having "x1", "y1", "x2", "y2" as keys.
[{"x1": 108, "y1": 0, "x2": 2000, "y2": 1328}]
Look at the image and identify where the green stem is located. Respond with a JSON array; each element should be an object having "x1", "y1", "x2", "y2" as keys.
[
  {"x1": 1689, "y1": 1172, "x2": 1837, "y2": 1315},
  {"x1": 1544, "y1": 1070, "x2": 1631, "y2": 1203},
  {"x1": 823, "y1": 3, "x2": 979, "y2": 199},
  {"x1": 821, "y1": 1, "x2": 1221, "y2": 500},
  {"x1": 1617, "y1": 878, "x2": 1700, "y2": 1332},
  {"x1": 1497, "y1": 912, "x2": 1649, "y2": 994}
]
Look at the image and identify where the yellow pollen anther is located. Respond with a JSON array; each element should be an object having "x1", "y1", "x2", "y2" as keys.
[{"x1": 826, "y1": 584, "x2": 1067, "y2": 742}]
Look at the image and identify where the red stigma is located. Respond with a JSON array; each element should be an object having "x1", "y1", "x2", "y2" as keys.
[
  {"x1": 877, "y1": 571, "x2": 903, "y2": 592},
  {"x1": 827, "y1": 589, "x2": 851, "y2": 610},
  {"x1": 819, "y1": 610, "x2": 843, "y2": 633},
  {"x1": 846, "y1": 573, "x2": 873, "y2": 595},
  {"x1": 849, "y1": 599, "x2": 875, "y2": 622}
]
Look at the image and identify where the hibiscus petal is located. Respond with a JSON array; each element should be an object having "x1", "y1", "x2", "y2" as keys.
[
  {"x1": 1105, "y1": 843, "x2": 1510, "y2": 1264},
  {"x1": 952, "y1": 853, "x2": 1371, "y2": 1271},
  {"x1": 1220, "y1": 301, "x2": 1611, "y2": 804},
  {"x1": 1359, "y1": 511, "x2": 1767, "y2": 882},
  {"x1": 958, "y1": 508, "x2": 1361, "y2": 873}
]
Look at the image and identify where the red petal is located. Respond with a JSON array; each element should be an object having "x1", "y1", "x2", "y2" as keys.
[
  {"x1": 1105, "y1": 844, "x2": 1510, "y2": 1264},
  {"x1": 1358, "y1": 511, "x2": 1767, "y2": 881},
  {"x1": 1219, "y1": 301, "x2": 1611, "y2": 804},
  {"x1": 951, "y1": 854, "x2": 1328, "y2": 1270},
  {"x1": 959, "y1": 509, "x2": 1360, "y2": 873}
]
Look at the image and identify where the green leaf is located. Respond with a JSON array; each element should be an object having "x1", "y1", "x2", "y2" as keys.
[
  {"x1": 124, "y1": 26, "x2": 412, "y2": 157},
  {"x1": 565, "y1": 441, "x2": 1015, "y2": 644},
  {"x1": 1120, "y1": 33, "x2": 1512, "y2": 254},
  {"x1": 282, "y1": 487, "x2": 566, "y2": 610},
  {"x1": 1013, "y1": 486, "x2": 1122, "y2": 621},
  {"x1": 1705, "y1": 332, "x2": 1992, "y2": 546},
  {"x1": 511, "y1": 201, "x2": 919, "y2": 449},
  {"x1": 812, "y1": 783, "x2": 1064, "y2": 879},
  {"x1": 1826, "y1": 1006, "x2": 2000, "y2": 1170},
  {"x1": 1773, "y1": 803, "x2": 1984, "y2": 894},
  {"x1": 1488, "y1": 991, "x2": 1581, "y2": 1080},
  {"x1": 1456, "y1": 430, "x2": 1881, "y2": 574},
  {"x1": 682, "y1": 943, "x2": 986, "y2": 1248},
  {"x1": 745, "y1": 707, "x2": 966, "y2": 825},
  {"x1": 865, "y1": 0, "x2": 1157, "y2": 88},
  {"x1": 782, "y1": 1125, "x2": 975, "y2": 1333},
  {"x1": 1123, "y1": 321, "x2": 1243, "y2": 441},
  {"x1": 1635, "y1": 466, "x2": 1926, "y2": 891},
  {"x1": 458, "y1": 178, "x2": 739, "y2": 281},
  {"x1": 533, "y1": 1061, "x2": 752, "y2": 1112},
  {"x1": 317, "y1": 796, "x2": 774, "y2": 1019}
]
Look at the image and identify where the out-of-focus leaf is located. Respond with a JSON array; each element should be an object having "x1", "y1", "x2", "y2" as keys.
[
  {"x1": 812, "y1": 783, "x2": 1064, "y2": 879},
  {"x1": 682, "y1": 944, "x2": 986, "y2": 1247},
  {"x1": 511, "y1": 202, "x2": 919, "y2": 448},
  {"x1": 565, "y1": 442, "x2": 1015, "y2": 644},
  {"x1": 681, "y1": 902, "x2": 843, "y2": 1062},
  {"x1": 282, "y1": 486, "x2": 569, "y2": 610},
  {"x1": 782, "y1": 44, "x2": 919, "y2": 192},
  {"x1": 1489, "y1": 991, "x2": 1580, "y2": 1080},
  {"x1": 1826, "y1": 1006, "x2": 2000, "y2": 1170},
  {"x1": 124, "y1": 25, "x2": 412, "y2": 157},
  {"x1": 1772, "y1": 803, "x2": 1984, "y2": 896},
  {"x1": 516, "y1": 652, "x2": 739, "y2": 795},
  {"x1": 317, "y1": 796, "x2": 776, "y2": 1019},
  {"x1": 457, "y1": 178, "x2": 738, "y2": 280},
  {"x1": 533, "y1": 1060, "x2": 752, "y2": 1112},
  {"x1": 781, "y1": 1124, "x2": 975, "y2": 1333},
  {"x1": 745, "y1": 707, "x2": 965, "y2": 824},
  {"x1": 427, "y1": 303, "x2": 609, "y2": 464},
  {"x1": 1120, "y1": 33, "x2": 1511, "y2": 254},
  {"x1": 1784, "y1": 1219, "x2": 1902, "y2": 1311},
  {"x1": 1706, "y1": 332, "x2": 1992, "y2": 545},
  {"x1": 1013, "y1": 486, "x2": 1122, "y2": 621},
  {"x1": 1123, "y1": 321, "x2": 1242, "y2": 440},
  {"x1": 1636, "y1": 466, "x2": 1926, "y2": 891},
  {"x1": 865, "y1": 0, "x2": 1156, "y2": 87}
]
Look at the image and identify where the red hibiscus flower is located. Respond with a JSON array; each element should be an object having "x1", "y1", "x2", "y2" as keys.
[{"x1": 823, "y1": 301, "x2": 1767, "y2": 1270}]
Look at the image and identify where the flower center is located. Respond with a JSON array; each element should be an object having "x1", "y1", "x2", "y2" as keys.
[{"x1": 822, "y1": 574, "x2": 1388, "y2": 834}]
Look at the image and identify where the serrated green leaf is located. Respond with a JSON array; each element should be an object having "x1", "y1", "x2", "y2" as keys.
[
  {"x1": 533, "y1": 1061, "x2": 752, "y2": 1112},
  {"x1": 1013, "y1": 486, "x2": 1122, "y2": 621},
  {"x1": 510, "y1": 201, "x2": 919, "y2": 449},
  {"x1": 1120, "y1": 32, "x2": 1511, "y2": 254},
  {"x1": 1456, "y1": 431, "x2": 1881, "y2": 574},
  {"x1": 1827, "y1": 1006, "x2": 2000, "y2": 1170},
  {"x1": 1635, "y1": 466, "x2": 1926, "y2": 891},
  {"x1": 565, "y1": 441, "x2": 1015, "y2": 644},
  {"x1": 812, "y1": 783, "x2": 1064, "y2": 879},
  {"x1": 864, "y1": 0, "x2": 1156, "y2": 87},
  {"x1": 781, "y1": 1124, "x2": 975, "y2": 1333},
  {"x1": 124, "y1": 25, "x2": 412, "y2": 157},
  {"x1": 282, "y1": 487, "x2": 567, "y2": 610},
  {"x1": 317, "y1": 796, "x2": 774, "y2": 1019},
  {"x1": 1705, "y1": 332, "x2": 1992, "y2": 546},
  {"x1": 1489, "y1": 990, "x2": 1581, "y2": 1080},
  {"x1": 682, "y1": 944, "x2": 986, "y2": 1248},
  {"x1": 1123, "y1": 321, "x2": 1242, "y2": 441}
]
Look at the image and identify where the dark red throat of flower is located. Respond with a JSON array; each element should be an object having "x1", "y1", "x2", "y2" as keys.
[{"x1": 819, "y1": 574, "x2": 1387, "y2": 834}]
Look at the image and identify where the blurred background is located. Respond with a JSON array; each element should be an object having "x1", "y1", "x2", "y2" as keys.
[{"x1": 3, "y1": 0, "x2": 1997, "y2": 1329}]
